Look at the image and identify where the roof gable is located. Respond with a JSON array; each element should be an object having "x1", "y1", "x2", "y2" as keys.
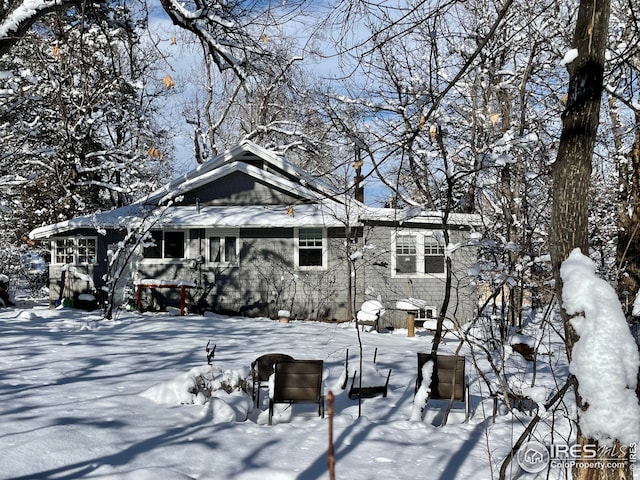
[
  {"x1": 146, "y1": 161, "x2": 330, "y2": 207},
  {"x1": 146, "y1": 141, "x2": 342, "y2": 207},
  {"x1": 29, "y1": 142, "x2": 370, "y2": 239}
]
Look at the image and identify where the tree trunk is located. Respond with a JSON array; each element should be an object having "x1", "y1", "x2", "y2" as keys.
[
  {"x1": 549, "y1": 0, "x2": 634, "y2": 478},
  {"x1": 616, "y1": 109, "x2": 640, "y2": 316}
]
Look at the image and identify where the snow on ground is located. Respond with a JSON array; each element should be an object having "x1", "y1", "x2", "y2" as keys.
[{"x1": 0, "y1": 300, "x2": 632, "y2": 479}]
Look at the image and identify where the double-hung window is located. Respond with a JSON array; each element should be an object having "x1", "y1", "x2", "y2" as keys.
[
  {"x1": 392, "y1": 231, "x2": 445, "y2": 277},
  {"x1": 395, "y1": 236, "x2": 417, "y2": 274},
  {"x1": 208, "y1": 230, "x2": 239, "y2": 266},
  {"x1": 143, "y1": 231, "x2": 185, "y2": 259},
  {"x1": 424, "y1": 236, "x2": 445, "y2": 274},
  {"x1": 52, "y1": 237, "x2": 97, "y2": 265},
  {"x1": 297, "y1": 227, "x2": 326, "y2": 269}
]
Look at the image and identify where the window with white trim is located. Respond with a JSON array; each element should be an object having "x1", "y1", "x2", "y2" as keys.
[
  {"x1": 395, "y1": 235, "x2": 417, "y2": 274},
  {"x1": 424, "y1": 236, "x2": 445, "y2": 273},
  {"x1": 52, "y1": 237, "x2": 97, "y2": 265},
  {"x1": 392, "y1": 231, "x2": 446, "y2": 277},
  {"x1": 417, "y1": 306, "x2": 436, "y2": 319},
  {"x1": 296, "y1": 227, "x2": 326, "y2": 269},
  {"x1": 208, "y1": 231, "x2": 239, "y2": 266},
  {"x1": 142, "y1": 231, "x2": 185, "y2": 259}
]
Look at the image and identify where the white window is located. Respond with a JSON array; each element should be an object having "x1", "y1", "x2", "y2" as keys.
[
  {"x1": 52, "y1": 237, "x2": 97, "y2": 265},
  {"x1": 142, "y1": 231, "x2": 186, "y2": 259},
  {"x1": 208, "y1": 230, "x2": 239, "y2": 266},
  {"x1": 395, "y1": 235, "x2": 417, "y2": 274},
  {"x1": 296, "y1": 227, "x2": 327, "y2": 269},
  {"x1": 417, "y1": 306, "x2": 437, "y2": 319},
  {"x1": 391, "y1": 231, "x2": 446, "y2": 277}
]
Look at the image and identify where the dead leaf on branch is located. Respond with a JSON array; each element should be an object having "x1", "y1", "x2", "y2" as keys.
[
  {"x1": 147, "y1": 147, "x2": 163, "y2": 159},
  {"x1": 162, "y1": 75, "x2": 175, "y2": 89},
  {"x1": 429, "y1": 124, "x2": 438, "y2": 140}
]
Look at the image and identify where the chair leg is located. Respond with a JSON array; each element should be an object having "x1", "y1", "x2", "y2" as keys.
[
  {"x1": 268, "y1": 399, "x2": 274, "y2": 425},
  {"x1": 252, "y1": 381, "x2": 257, "y2": 407},
  {"x1": 464, "y1": 387, "x2": 470, "y2": 423}
]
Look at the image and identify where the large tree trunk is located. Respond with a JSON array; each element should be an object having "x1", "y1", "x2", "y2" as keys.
[
  {"x1": 549, "y1": 0, "x2": 633, "y2": 478},
  {"x1": 549, "y1": 0, "x2": 607, "y2": 352}
]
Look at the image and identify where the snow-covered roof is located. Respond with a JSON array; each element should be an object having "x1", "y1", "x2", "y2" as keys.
[
  {"x1": 29, "y1": 203, "x2": 366, "y2": 239},
  {"x1": 29, "y1": 203, "x2": 481, "y2": 239},
  {"x1": 145, "y1": 141, "x2": 341, "y2": 205},
  {"x1": 359, "y1": 206, "x2": 482, "y2": 227},
  {"x1": 28, "y1": 141, "x2": 480, "y2": 240},
  {"x1": 29, "y1": 204, "x2": 146, "y2": 239},
  {"x1": 29, "y1": 141, "x2": 369, "y2": 239}
]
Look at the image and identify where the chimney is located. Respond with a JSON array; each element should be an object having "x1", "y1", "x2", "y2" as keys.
[
  {"x1": 353, "y1": 148, "x2": 364, "y2": 203},
  {"x1": 354, "y1": 173, "x2": 364, "y2": 203}
]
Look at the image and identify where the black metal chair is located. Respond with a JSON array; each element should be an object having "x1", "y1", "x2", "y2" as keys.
[
  {"x1": 250, "y1": 353, "x2": 294, "y2": 407},
  {"x1": 344, "y1": 348, "x2": 392, "y2": 399}
]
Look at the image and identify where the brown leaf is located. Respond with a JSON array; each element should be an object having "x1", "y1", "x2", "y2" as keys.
[
  {"x1": 429, "y1": 124, "x2": 438, "y2": 140},
  {"x1": 162, "y1": 74, "x2": 176, "y2": 89},
  {"x1": 148, "y1": 147, "x2": 163, "y2": 159}
]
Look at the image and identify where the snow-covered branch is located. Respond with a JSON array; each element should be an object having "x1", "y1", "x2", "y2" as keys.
[{"x1": 0, "y1": 0, "x2": 69, "y2": 55}]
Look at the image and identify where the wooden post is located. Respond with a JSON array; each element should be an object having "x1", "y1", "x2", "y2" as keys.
[
  {"x1": 407, "y1": 311, "x2": 415, "y2": 337},
  {"x1": 180, "y1": 286, "x2": 186, "y2": 316}
]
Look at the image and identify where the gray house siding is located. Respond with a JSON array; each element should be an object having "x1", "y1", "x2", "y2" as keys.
[
  {"x1": 175, "y1": 172, "x2": 303, "y2": 206},
  {"x1": 133, "y1": 226, "x2": 355, "y2": 320},
  {"x1": 45, "y1": 228, "x2": 119, "y2": 307},
  {"x1": 358, "y1": 223, "x2": 477, "y2": 329},
  {"x1": 43, "y1": 222, "x2": 477, "y2": 325}
]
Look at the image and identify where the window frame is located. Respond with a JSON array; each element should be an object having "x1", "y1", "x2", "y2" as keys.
[
  {"x1": 206, "y1": 229, "x2": 240, "y2": 267},
  {"x1": 424, "y1": 235, "x2": 446, "y2": 274},
  {"x1": 295, "y1": 227, "x2": 327, "y2": 270},
  {"x1": 391, "y1": 230, "x2": 446, "y2": 278},
  {"x1": 51, "y1": 236, "x2": 98, "y2": 265},
  {"x1": 395, "y1": 235, "x2": 418, "y2": 274},
  {"x1": 141, "y1": 230, "x2": 187, "y2": 261}
]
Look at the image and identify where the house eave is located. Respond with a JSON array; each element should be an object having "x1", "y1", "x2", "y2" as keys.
[
  {"x1": 358, "y1": 207, "x2": 483, "y2": 228},
  {"x1": 29, "y1": 203, "x2": 364, "y2": 239}
]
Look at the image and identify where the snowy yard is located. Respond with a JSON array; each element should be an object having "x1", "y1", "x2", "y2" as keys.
[{"x1": 0, "y1": 299, "x2": 629, "y2": 479}]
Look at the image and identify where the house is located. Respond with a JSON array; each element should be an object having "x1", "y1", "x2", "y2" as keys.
[{"x1": 29, "y1": 141, "x2": 480, "y2": 326}]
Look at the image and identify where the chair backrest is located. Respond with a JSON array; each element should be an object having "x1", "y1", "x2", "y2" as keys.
[
  {"x1": 273, "y1": 359, "x2": 323, "y2": 402},
  {"x1": 253, "y1": 353, "x2": 294, "y2": 382},
  {"x1": 417, "y1": 353, "x2": 465, "y2": 401}
]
